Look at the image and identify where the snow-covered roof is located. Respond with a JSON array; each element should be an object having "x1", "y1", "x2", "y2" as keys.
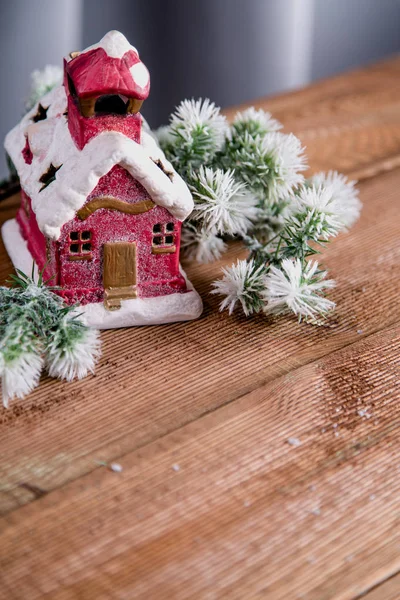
[
  {"x1": 66, "y1": 31, "x2": 150, "y2": 101},
  {"x1": 5, "y1": 84, "x2": 193, "y2": 240},
  {"x1": 80, "y1": 30, "x2": 139, "y2": 59}
]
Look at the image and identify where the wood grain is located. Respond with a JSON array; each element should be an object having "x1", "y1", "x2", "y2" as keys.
[
  {"x1": 0, "y1": 325, "x2": 399, "y2": 599},
  {"x1": 1, "y1": 56, "x2": 400, "y2": 599},
  {"x1": 362, "y1": 572, "x2": 400, "y2": 600}
]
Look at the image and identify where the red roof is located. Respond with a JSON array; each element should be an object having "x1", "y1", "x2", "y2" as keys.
[{"x1": 66, "y1": 48, "x2": 150, "y2": 100}]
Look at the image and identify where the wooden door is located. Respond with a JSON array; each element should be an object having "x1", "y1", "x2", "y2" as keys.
[{"x1": 103, "y1": 242, "x2": 137, "y2": 310}]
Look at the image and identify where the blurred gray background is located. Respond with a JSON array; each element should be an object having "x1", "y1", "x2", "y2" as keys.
[{"x1": 0, "y1": 0, "x2": 399, "y2": 178}]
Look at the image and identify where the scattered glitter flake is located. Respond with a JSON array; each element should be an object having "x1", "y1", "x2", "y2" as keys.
[
  {"x1": 287, "y1": 437, "x2": 302, "y2": 447},
  {"x1": 357, "y1": 329, "x2": 363, "y2": 334},
  {"x1": 369, "y1": 494, "x2": 376, "y2": 501},
  {"x1": 309, "y1": 485, "x2": 316, "y2": 492},
  {"x1": 335, "y1": 431, "x2": 340, "y2": 437},
  {"x1": 243, "y1": 500, "x2": 251, "y2": 507},
  {"x1": 345, "y1": 554, "x2": 354, "y2": 562},
  {"x1": 110, "y1": 463, "x2": 123, "y2": 473},
  {"x1": 172, "y1": 464, "x2": 180, "y2": 472},
  {"x1": 358, "y1": 408, "x2": 372, "y2": 419},
  {"x1": 310, "y1": 507, "x2": 321, "y2": 516},
  {"x1": 333, "y1": 423, "x2": 338, "y2": 429}
]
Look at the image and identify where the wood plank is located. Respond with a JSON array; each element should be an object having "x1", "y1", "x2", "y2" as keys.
[
  {"x1": 0, "y1": 169, "x2": 399, "y2": 515},
  {"x1": 2, "y1": 56, "x2": 400, "y2": 598},
  {"x1": 0, "y1": 324, "x2": 399, "y2": 599},
  {"x1": 1, "y1": 59, "x2": 400, "y2": 514},
  {"x1": 224, "y1": 56, "x2": 400, "y2": 178},
  {"x1": 361, "y1": 572, "x2": 400, "y2": 600}
]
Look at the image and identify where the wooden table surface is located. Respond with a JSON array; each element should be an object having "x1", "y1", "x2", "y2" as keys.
[{"x1": 1, "y1": 56, "x2": 400, "y2": 600}]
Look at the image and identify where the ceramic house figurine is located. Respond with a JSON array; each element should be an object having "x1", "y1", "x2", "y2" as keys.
[{"x1": 2, "y1": 31, "x2": 202, "y2": 328}]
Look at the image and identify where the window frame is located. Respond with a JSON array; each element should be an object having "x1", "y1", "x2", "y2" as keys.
[
  {"x1": 67, "y1": 230, "x2": 93, "y2": 261},
  {"x1": 151, "y1": 222, "x2": 177, "y2": 254}
]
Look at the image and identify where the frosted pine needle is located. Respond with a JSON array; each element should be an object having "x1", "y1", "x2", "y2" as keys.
[
  {"x1": 291, "y1": 185, "x2": 342, "y2": 240},
  {"x1": 310, "y1": 171, "x2": 362, "y2": 230},
  {"x1": 181, "y1": 223, "x2": 227, "y2": 263},
  {"x1": 212, "y1": 259, "x2": 266, "y2": 316},
  {"x1": 25, "y1": 65, "x2": 63, "y2": 111},
  {"x1": 170, "y1": 98, "x2": 228, "y2": 147},
  {"x1": 160, "y1": 98, "x2": 229, "y2": 170},
  {"x1": 231, "y1": 107, "x2": 282, "y2": 138},
  {"x1": 261, "y1": 132, "x2": 307, "y2": 199},
  {"x1": 262, "y1": 258, "x2": 336, "y2": 321},
  {"x1": 0, "y1": 351, "x2": 43, "y2": 408},
  {"x1": 190, "y1": 167, "x2": 258, "y2": 236},
  {"x1": 0, "y1": 269, "x2": 102, "y2": 405},
  {"x1": 153, "y1": 96, "x2": 361, "y2": 324},
  {"x1": 220, "y1": 130, "x2": 307, "y2": 202},
  {"x1": 46, "y1": 316, "x2": 101, "y2": 381}
]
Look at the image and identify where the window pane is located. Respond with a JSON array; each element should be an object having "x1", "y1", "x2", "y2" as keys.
[
  {"x1": 153, "y1": 223, "x2": 162, "y2": 233},
  {"x1": 82, "y1": 243, "x2": 91, "y2": 252},
  {"x1": 153, "y1": 236, "x2": 163, "y2": 245},
  {"x1": 70, "y1": 231, "x2": 79, "y2": 240},
  {"x1": 166, "y1": 222, "x2": 174, "y2": 232},
  {"x1": 95, "y1": 94, "x2": 128, "y2": 115},
  {"x1": 165, "y1": 235, "x2": 174, "y2": 244},
  {"x1": 81, "y1": 231, "x2": 91, "y2": 240},
  {"x1": 70, "y1": 243, "x2": 79, "y2": 253}
]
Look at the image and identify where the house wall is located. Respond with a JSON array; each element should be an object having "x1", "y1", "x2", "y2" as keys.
[
  {"x1": 57, "y1": 166, "x2": 185, "y2": 305},
  {"x1": 16, "y1": 190, "x2": 59, "y2": 285}
]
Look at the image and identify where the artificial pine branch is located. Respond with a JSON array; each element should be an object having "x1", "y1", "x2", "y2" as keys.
[
  {"x1": 155, "y1": 98, "x2": 361, "y2": 323},
  {"x1": 0, "y1": 268, "x2": 101, "y2": 407}
]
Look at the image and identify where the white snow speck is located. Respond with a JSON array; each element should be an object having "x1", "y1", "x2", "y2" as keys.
[
  {"x1": 369, "y1": 494, "x2": 376, "y2": 501},
  {"x1": 310, "y1": 507, "x2": 321, "y2": 516},
  {"x1": 110, "y1": 463, "x2": 123, "y2": 473},
  {"x1": 287, "y1": 437, "x2": 302, "y2": 447},
  {"x1": 172, "y1": 464, "x2": 180, "y2": 472},
  {"x1": 357, "y1": 329, "x2": 363, "y2": 334}
]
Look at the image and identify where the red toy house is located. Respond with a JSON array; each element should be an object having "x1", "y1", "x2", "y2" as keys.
[{"x1": 2, "y1": 31, "x2": 202, "y2": 328}]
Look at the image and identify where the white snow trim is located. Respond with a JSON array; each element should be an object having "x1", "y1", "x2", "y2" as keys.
[
  {"x1": 80, "y1": 30, "x2": 138, "y2": 59},
  {"x1": 1, "y1": 219, "x2": 39, "y2": 280},
  {"x1": 79, "y1": 271, "x2": 203, "y2": 329},
  {"x1": 129, "y1": 61, "x2": 150, "y2": 90},
  {"x1": 5, "y1": 87, "x2": 193, "y2": 239},
  {"x1": 2, "y1": 219, "x2": 203, "y2": 329}
]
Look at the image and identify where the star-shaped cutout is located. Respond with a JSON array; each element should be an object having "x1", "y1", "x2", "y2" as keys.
[
  {"x1": 32, "y1": 103, "x2": 49, "y2": 123},
  {"x1": 39, "y1": 163, "x2": 62, "y2": 192},
  {"x1": 152, "y1": 158, "x2": 174, "y2": 181}
]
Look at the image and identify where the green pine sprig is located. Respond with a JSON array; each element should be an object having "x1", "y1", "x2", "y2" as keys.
[{"x1": 0, "y1": 267, "x2": 101, "y2": 407}]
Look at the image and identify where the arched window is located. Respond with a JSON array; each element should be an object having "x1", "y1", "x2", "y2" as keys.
[
  {"x1": 95, "y1": 94, "x2": 129, "y2": 115},
  {"x1": 75, "y1": 93, "x2": 144, "y2": 117}
]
